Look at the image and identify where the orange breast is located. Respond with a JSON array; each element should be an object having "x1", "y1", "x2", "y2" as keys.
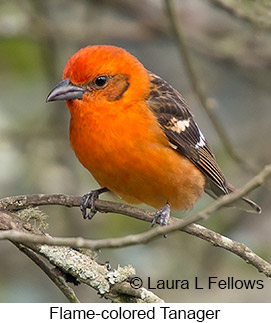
[{"x1": 68, "y1": 98, "x2": 205, "y2": 210}]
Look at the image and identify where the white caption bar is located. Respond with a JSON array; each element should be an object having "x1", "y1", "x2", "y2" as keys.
[{"x1": 0, "y1": 303, "x2": 269, "y2": 322}]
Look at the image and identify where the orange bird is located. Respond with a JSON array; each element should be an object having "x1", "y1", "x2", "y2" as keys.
[{"x1": 46, "y1": 45, "x2": 261, "y2": 225}]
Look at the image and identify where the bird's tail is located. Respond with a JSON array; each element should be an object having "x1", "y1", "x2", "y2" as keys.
[
  {"x1": 205, "y1": 180, "x2": 261, "y2": 214},
  {"x1": 225, "y1": 183, "x2": 261, "y2": 214}
]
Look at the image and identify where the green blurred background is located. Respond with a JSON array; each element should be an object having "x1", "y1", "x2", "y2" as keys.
[{"x1": 0, "y1": 0, "x2": 271, "y2": 302}]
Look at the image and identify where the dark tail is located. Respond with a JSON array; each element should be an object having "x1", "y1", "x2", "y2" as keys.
[
  {"x1": 205, "y1": 180, "x2": 261, "y2": 214},
  {"x1": 226, "y1": 184, "x2": 261, "y2": 214}
]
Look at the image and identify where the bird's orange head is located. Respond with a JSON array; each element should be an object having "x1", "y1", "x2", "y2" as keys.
[{"x1": 46, "y1": 45, "x2": 150, "y2": 109}]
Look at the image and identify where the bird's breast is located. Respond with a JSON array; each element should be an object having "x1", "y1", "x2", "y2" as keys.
[{"x1": 69, "y1": 100, "x2": 166, "y2": 171}]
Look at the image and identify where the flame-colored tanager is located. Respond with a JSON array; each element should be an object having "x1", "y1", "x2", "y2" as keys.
[{"x1": 46, "y1": 45, "x2": 261, "y2": 225}]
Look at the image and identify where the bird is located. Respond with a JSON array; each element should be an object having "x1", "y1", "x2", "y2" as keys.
[{"x1": 46, "y1": 45, "x2": 261, "y2": 226}]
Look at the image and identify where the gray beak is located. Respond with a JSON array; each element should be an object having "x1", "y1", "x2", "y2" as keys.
[{"x1": 46, "y1": 78, "x2": 84, "y2": 102}]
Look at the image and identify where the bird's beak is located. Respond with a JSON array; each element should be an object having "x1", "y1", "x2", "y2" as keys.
[{"x1": 46, "y1": 78, "x2": 85, "y2": 102}]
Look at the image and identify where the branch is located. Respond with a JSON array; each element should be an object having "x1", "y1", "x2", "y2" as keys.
[
  {"x1": 1, "y1": 163, "x2": 271, "y2": 277},
  {"x1": 164, "y1": 0, "x2": 258, "y2": 173},
  {"x1": 210, "y1": 0, "x2": 271, "y2": 30},
  {"x1": 1, "y1": 162, "x2": 270, "y2": 225},
  {"x1": 2, "y1": 220, "x2": 271, "y2": 278}
]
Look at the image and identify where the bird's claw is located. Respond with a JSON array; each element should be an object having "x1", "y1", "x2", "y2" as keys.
[
  {"x1": 80, "y1": 191, "x2": 98, "y2": 219},
  {"x1": 151, "y1": 202, "x2": 170, "y2": 227},
  {"x1": 80, "y1": 187, "x2": 108, "y2": 220}
]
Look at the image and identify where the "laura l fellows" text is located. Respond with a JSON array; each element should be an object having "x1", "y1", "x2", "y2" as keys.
[{"x1": 147, "y1": 276, "x2": 264, "y2": 290}]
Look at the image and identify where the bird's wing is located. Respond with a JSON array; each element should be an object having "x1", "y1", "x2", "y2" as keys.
[{"x1": 147, "y1": 72, "x2": 229, "y2": 198}]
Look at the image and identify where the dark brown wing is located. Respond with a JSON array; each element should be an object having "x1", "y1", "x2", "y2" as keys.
[
  {"x1": 147, "y1": 72, "x2": 261, "y2": 213},
  {"x1": 147, "y1": 72, "x2": 229, "y2": 198}
]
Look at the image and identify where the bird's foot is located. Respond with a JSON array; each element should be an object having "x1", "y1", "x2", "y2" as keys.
[
  {"x1": 80, "y1": 187, "x2": 109, "y2": 220},
  {"x1": 151, "y1": 202, "x2": 170, "y2": 227}
]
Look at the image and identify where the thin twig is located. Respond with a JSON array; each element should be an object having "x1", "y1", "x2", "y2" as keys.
[
  {"x1": 209, "y1": 0, "x2": 271, "y2": 30},
  {"x1": 0, "y1": 162, "x2": 269, "y2": 222},
  {"x1": 164, "y1": 0, "x2": 258, "y2": 173},
  {"x1": 0, "y1": 158, "x2": 269, "y2": 248},
  {"x1": 1, "y1": 221, "x2": 271, "y2": 279}
]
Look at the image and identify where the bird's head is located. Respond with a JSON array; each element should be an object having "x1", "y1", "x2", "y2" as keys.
[{"x1": 46, "y1": 45, "x2": 150, "y2": 108}]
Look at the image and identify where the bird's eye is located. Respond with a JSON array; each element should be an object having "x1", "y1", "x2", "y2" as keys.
[{"x1": 94, "y1": 76, "x2": 108, "y2": 87}]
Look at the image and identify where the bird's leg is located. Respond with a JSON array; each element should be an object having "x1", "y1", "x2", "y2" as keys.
[
  {"x1": 151, "y1": 202, "x2": 170, "y2": 227},
  {"x1": 80, "y1": 187, "x2": 109, "y2": 220}
]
